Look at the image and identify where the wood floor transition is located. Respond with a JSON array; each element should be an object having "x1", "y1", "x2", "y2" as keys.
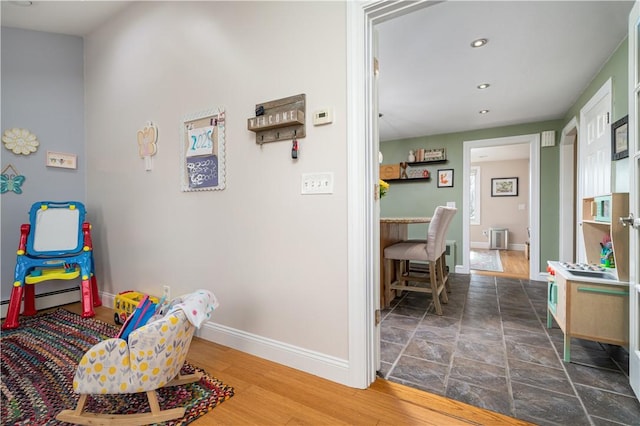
[{"x1": 471, "y1": 249, "x2": 529, "y2": 280}]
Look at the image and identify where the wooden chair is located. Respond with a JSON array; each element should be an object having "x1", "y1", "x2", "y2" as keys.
[{"x1": 383, "y1": 206, "x2": 457, "y2": 314}]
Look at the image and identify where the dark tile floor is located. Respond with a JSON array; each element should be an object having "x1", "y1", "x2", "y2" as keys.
[{"x1": 379, "y1": 273, "x2": 640, "y2": 425}]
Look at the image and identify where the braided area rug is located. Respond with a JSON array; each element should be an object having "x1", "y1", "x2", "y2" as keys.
[{"x1": 1, "y1": 309, "x2": 234, "y2": 425}]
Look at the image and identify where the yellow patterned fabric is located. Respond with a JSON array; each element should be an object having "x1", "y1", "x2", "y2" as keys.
[{"x1": 73, "y1": 309, "x2": 195, "y2": 394}]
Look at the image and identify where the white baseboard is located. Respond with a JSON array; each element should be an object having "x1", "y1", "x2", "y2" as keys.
[
  {"x1": 101, "y1": 292, "x2": 115, "y2": 311},
  {"x1": 471, "y1": 242, "x2": 526, "y2": 251},
  {"x1": 197, "y1": 321, "x2": 351, "y2": 387},
  {"x1": 470, "y1": 241, "x2": 490, "y2": 249},
  {"x1": 1, "y1": 287, "x2": 81, "y2": 319},
  {"x1": 98, "y1": 291, "x2": 351, "y2": 387}
]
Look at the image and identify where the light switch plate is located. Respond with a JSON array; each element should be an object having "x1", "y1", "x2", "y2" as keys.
[{"x1": 301, "y1": 172, "x2": 334, "y2": 194}]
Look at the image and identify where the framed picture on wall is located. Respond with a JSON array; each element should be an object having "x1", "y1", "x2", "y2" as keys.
[
  {"x1": 491, "y1": 177, "x2": 518, "y2": 197},
  {"x1": 437, "y1": 169, "x2": 453, "y2": 187},
  {"x1": 180, "y1": 107, "x2": 226, "y2": 192},
  {"x1": 611, "y1": 115, "x2": 628, "y2": 160}
]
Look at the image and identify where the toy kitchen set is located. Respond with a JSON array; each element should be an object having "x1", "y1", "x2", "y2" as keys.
[{"x1": 547, "y1": 193, "x2": 630, "y2": 363}]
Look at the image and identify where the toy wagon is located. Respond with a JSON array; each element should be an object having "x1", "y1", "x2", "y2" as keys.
[{"x1": 113, "y1": 291, "x2": 159, "y2": 325}]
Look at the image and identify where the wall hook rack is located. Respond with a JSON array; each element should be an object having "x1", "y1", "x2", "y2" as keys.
[{"x1": 247, "y1": 94, "x2": 306, "y2": 145}]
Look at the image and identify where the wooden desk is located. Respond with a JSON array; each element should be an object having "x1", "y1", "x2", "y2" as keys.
[{"x1": 380, "y1": 217, "x2": 431, "y2": 307}]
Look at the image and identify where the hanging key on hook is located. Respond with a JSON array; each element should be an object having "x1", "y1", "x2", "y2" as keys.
[{"x1": 292, "y1": 137, "x2": 299, "y2": 159}]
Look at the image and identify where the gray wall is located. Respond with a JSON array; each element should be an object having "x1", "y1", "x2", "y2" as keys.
[{"x1": 1, "y1": 27, "x2": 86, "y2": 299}]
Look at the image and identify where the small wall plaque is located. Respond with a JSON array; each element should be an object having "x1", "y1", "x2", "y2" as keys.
[
  {"x1": 46, "y1": 151, "x2": 77, "y2": 169},
  {"x1": 421, "y1": 148, "x2": 446, "y2": 162}
]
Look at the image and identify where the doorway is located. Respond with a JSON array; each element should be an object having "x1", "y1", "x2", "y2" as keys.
[
  {"x1": 345, "y1": 0, "x2": 545, "y2": 389},
  {"x1": 467, "y1": 142, "x2": 533, "y2": 280},
  {"x1": 559, "y1": 118, "x2": 578, "y2": 263},
  {"x1": 462, "y1": 134, "x2": 541, "y2": 281}
]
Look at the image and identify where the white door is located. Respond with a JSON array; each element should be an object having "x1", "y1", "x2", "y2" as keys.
[
  {"x1": 581, "y1": 95, "x2": 611, "y2": 197},
  {"x1": 627, "y1": 0, "x2": 640, "y2": 400},
  {"x1": 578, "y1": 80, "x2": 612, "y2": 263}
]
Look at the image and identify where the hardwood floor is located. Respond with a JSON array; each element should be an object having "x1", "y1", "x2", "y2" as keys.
[
  {"x1": 471, "y1": 249, "x2": 529, "y2": 280},
  {"x1": 61, "y1": 304, "x2": 532, "y2": 425}
]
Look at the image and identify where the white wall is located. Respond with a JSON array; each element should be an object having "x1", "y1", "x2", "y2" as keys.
[{"x1": 84, "y1": 1, "x2": 350, "y2": 373}]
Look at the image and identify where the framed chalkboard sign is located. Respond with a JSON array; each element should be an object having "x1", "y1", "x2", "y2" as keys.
[{"x1": 181, "y1": 107, "x2": 226, "y2": 192}]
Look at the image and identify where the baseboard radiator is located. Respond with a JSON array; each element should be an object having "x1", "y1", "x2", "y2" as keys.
[{"x1": 0, "y1": 287, "x2": 81, "y2": 319}]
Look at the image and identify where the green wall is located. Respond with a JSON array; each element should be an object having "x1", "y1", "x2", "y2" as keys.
[
  {"x1": 561, "y1": 37, "x2": 630, "y2": 192},
  {"x1": 380, "y1": 37, "x2": 630, "y2": 277},
  {"x1": 563, "y1": 37, "x2": 629, "y2": 125},
  {"x1": 380, "y1": 119, "x2": 563, "y2": 275}
]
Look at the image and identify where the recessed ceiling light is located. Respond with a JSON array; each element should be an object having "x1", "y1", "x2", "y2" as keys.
[
  {"x1": 471, "y1": 38, "x2": 488, "y2": 48},
  {"x1": 477, "y1": 83, "x2": 490, "y2": 90},
  {"x1": 479, "y1": 109, "x2": 490, "y2": 114}
]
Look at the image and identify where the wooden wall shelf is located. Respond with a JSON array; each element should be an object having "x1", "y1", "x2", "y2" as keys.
[
  {"x1": 385, "y1": 178, "x2": 431, "y2": 183},
  {"x1": 247, "y1": 94, "x2": 306, "y2": 145},
  {"x1": 405, "y1": 160, "x2": 447, "y2": 166},
  {"x1": 380, "y1": 160, "x2": 446, "y2": 181}
]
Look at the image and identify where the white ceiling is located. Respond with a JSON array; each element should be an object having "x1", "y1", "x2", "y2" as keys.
[
  {"x1": 1, "y1": 1, "x2": 131, "y2": 37},
  {"x1": 376, "y1": 1, "x2": 633, "y2": 143},
  {"x1": 1, "y1": 0, "x2": 634, "y2": 163}
]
